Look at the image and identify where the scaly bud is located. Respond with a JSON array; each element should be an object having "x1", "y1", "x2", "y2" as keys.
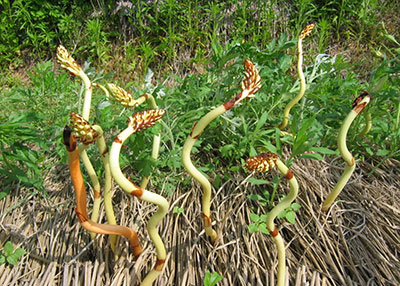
[
  {"x1": 128, "y1": 109, "x2": 166, "y2": 133},
  {"x1": 245, "y1": 153, "x2": 278, "y2": 173},
  {"x1": 299, "y1": 24, "x2": 315, "y2": 40},
  {"x1": 107, "y1": 84, "x2": 139, "y2": 107},
  {"x1": 70, "y1": 113, "x2": 99, "y2": 144},
  {"x1": 241, "y1": 59, "x2": 262, "y2": 96},
  {"x1": 56, "y1": 45, "x2": 83, "y2": 77}
]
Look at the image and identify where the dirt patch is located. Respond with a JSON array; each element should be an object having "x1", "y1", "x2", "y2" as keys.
[{"x1": 0, "y1": 156, "x2": 399, "y2": 285}]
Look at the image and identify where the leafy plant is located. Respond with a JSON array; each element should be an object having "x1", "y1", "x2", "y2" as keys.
[
  {"x1": 204, "y1": 270, "x2": 223, "y2": 286},
  {"x1": 277, "y1": 202, "x2": 302, "y2": 224},
  {"x1": 0, "y1": 241, "x2": 26, "y2": 266}
]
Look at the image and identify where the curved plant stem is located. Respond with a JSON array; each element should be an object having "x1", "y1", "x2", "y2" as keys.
[
  {"x1": 78, "y1": 145, "x2": 102, "y2": 240},
  {"x1": 58, "y1": 46, "x2": 105, "y2": 241},
  {"x1": 359, "y1": 109, "x2": 372, "y2": 137},
  {"x1": 109, "y1": 109, "x2": 168, "y2": 286},
  {"x1": 322, "y1": 92, "x2": 371, "y2": 211},
  {"x1": 182, "y1": 59, "x2": 261, "y2": 243},
  {"x1": 57, "y1": 45, "x2": 92, "y2": 121},
  {"x1": 93, "y1": 125, "x2": 117, "y2": 251},
  {"x1": 278, "y1": 24, "x2": 315, "y2": 130},
  {"x1": 63, "y1": 126, "x2": 142, "y2": 257},
  {"x1": 70, "y1": 113, "x2": 118, "y2": 250},
  {"x1": 107, "y1": 84, "x2": 161, "y2": 189},
  {"x1": 93, "y1": 82, "x2": 110, "y2": 98},
  {"x1": 246, "y1": 153, "x2": 299, "y2": 286}
]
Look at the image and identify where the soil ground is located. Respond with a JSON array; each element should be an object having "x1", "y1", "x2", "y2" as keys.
[{"x1": 0, "y1": 155, "x2": 399, "y2": 285}]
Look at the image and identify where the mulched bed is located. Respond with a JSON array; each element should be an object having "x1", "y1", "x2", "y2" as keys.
[{"x1": 0, "y1": 156, "x2": 399, "y2": 285}]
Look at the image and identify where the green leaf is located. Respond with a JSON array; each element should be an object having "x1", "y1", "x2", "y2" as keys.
[
  {"x1": 254, "y1": 111, "x2": 269, "y2": 134},
  {"x1": 3, "y1": 241, "x2": 14, "y2": 256},
  {"x1": 248, "y1": 223, "x2": 259, "y2": 234},
  {"x1": 309, "y1": 147, "x2": 337, "y2": 155},
  {"x1": 291, "y1": 203, "x2": 302, "y2": 211},
  {"x1": 376, "y1": 149, "x2": 390, "y2": 156},
  {"x1": 6, "y1": 255, "x2": 18, "y2": 266},
  {"x1": 277, "y1": 209, "x2": 286, "y2": 219},
  {"x1": 249, "y1": 213, "x2": 260, "y2": 222},
  {"x1": 13, "y1": 248, "x2": 26, "y2": 258},
  {"x1": 173, "y1": 207, "x2": 184, "y2": 214},
  {"x1": 246, "y1": 178, "x2": 268, "y2": 185},
  {"x1": 259, "y1": 223, "x2": 269, "y2": 235},
  {"x1": 0, "y1": 254, "x2": 5, "y2": 265},
  {"x1": 285, "y1": 211, "x2": 296, "y2": 224}
]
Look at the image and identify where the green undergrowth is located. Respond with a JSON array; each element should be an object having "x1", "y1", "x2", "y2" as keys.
[
  {"x1": 1, "y1": 32, "x2": 399, "y2": 205},
  {"x1": 1, "y1": 0, "x2": 399, "y2": 81}
]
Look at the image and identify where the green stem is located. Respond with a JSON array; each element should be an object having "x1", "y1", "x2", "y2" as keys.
[
  {"x1": 246, "y1": 154, "x2": 298, "y2": 286},
  {"x1": 109, "y1": 110, "x2": 168, "y2": 285},
  {"x1": 93, "y1": 125, "x2": 117, "y2": 251},
  {"x1": 322, "y1": 92, "x2": 371, "y2": 211},
  {"x1": 182, "y1": 59, "x2": 261, "y2": 243}
]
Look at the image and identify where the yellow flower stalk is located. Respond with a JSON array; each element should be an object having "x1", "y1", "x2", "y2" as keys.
[
  {"x1": 70, "y1": 113, "x2": 118, "y2": 250},
  {"x1": 57, "y1": 45, "x2": 92, "y2": 121},
  {"x1": 246, "y1": 153, "x2": 299, "y2": 286},
  {"x1": 109, "y1": 109, "x2": 168, "y2": 286},
  {"x1": 57, "y1": 45, "x2": 104, "y2": 239},
  {"x1": 322, "y1": 91, "x2": 371, "y2": 211},
  {"x1": 63, "y1": 126, "x2": 142, "y2": 258},
  {"x1": 278, "y1": 24, "x2": 315, "y2": 130},
  {"x1": 182, "y1": 59, "x2": 261, "y2": 243},
  {"x1": 107, "y1": 83, "x2": 162, "y2": 189}
]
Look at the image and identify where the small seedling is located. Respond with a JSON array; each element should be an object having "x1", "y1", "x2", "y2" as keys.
[
  {"x1": 0, "y1": 241, "x2": 26, "y2": 266},
  {"x1": 173, "y1": 207, "x2": 184, "y2": 215},
  {"x1": 204, "y1": 270, "x2": 223, "y2": 286},
  {"x1": 277, "y1": 202, "x2": 301, "y2": 224}
]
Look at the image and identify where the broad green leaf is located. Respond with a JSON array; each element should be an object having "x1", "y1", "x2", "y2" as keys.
[
  {"x1": 3, "y1": 241, "x2": 14, "y2": 256},
  {"x1": 13, "y1": 248, "x2": 26, "y2": 258},
  {"x1": 291, "y1": 203, "x2": 302, "y2": 211},
  {"x1": 248, "y1": 224, "x2": 259, "y2": 234},
  {"x1": 249, "y1": 213, "x2": 260, "y2": 222},
  {"x1": 285, "y1": 211, "x2": 296, "y2": 224},
  {"x1": 259, "y1": 224, "x2": 269, "y2": 235},
  {"x1": 7, "y1": 255, "x2": 18, "y2": 266}
]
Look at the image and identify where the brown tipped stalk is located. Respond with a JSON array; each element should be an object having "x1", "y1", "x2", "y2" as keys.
[
  {"x1": 322, "y1": 91, "x2": 371, "y2": 211},
  {"x1": 109, "y1": 109, "x2": 169, "y2": 286},
  {"x1": 182, "y1": 59, "x2": 261, "y2": 243},
  {"x1": 246, "y1": 153, "x2": 299, "y2": 286},
  {"x1": 107, "y1": 83, "x2": 162, "y2": 189},
  {"x1": 69, "y1": 113, "x2": 118, "y2": 250},
  {"x1": 63, "y1": 126, "x2": 142, "y2": 257}
]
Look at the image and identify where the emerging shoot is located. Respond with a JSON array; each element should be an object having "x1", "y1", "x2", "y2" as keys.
[
  {"x1": 322, "y1": 91, "x2": 371, "y2": 211},
  {"x1": 107, "y1": 83, "x2": 162, "y2": 189},
  {"x1": 109, "y1": 109, "x2": 169, "y2": 286},
  {"x1": 278, "y1": 24, "x2": 315, "y2": 130},
  {"x1": 63, "y1": 126, "x2": 142, "y2": 257},
  {"x1": 182, "y1": 59, "x2": 261, "y2": 243},
  {"x1": 246, "y1": 153, "x2": 299, "y2": 286},
  {"x1": 69, "y1": 113, "x2": 118, "y2": 250}
]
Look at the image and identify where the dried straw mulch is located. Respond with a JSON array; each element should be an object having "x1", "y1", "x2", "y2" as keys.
[{"x1": 0, "y1": 156, "x2": 399, "y2": 286}]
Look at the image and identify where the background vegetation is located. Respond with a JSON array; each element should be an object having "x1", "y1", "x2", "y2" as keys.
[{"x1": 0, "y1": 0, "x2": 399, "y2": 209}]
